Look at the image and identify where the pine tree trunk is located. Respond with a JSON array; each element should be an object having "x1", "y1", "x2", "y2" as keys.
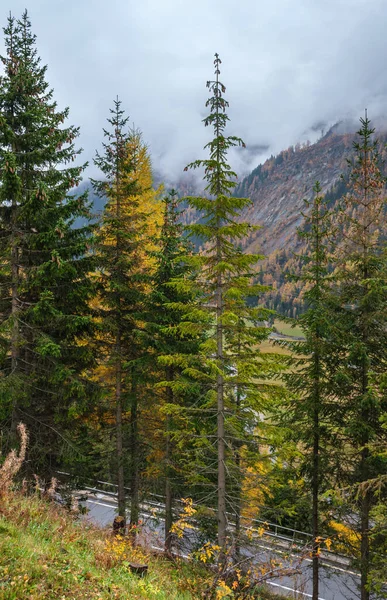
[
  {"x1": 9, "y1": 27, "x2": 19, "y2": 437},
  {"x1": 165, "y1": 380, "x2": 174, "y2": 554},
  {"x1": 312, "y1": 213, "x2": 321, "y2": 600},
  {"x1": 234, "y1": 446, "x2": 241, "y2": 560},
  {"x1": 114, "y1": 135, "x2": 126, "y2": 523},
  {"x1": 234, "y1": 362, "x2": 242, "y2": 561},
  {"x1": 10, "y1": 197, "x2": 19, "y2": 436},
  {"x1": 312, "y1": 394, "x2": 320, "y2": 600},
  {"x1": 359, "y1": 259, "x2": 370, "y2": 600},
  {"x1": 165, "y1": 430, "x2": 173, "y2": 554},
  {"x1": 359, "y1": 359, "x2": 370, "y2": 600},
  {"x1": 360, "y1": 469, "x2": 371, "y2": 600},
  {"x1": 215, "y1": 59, "x2": 226, "y2": 551},
  {"x1": 115, "y1": 330, "x2": 126, "y2": 522},
  {"x1": 217, "y1": 377, "x2": 226, "y2": 551},
  {"x1": 310, "y1": 349, "x2": 320, "y2": 600},
  {"x1": 130, "y1": 377, "x2": 139, "y2": 532},
  {"x1": 217, "y1": 268, "x2": 226, "y2": 550}
]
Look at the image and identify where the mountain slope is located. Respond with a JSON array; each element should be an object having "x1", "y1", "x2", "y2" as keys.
[{"x1": 235, "y1": 127, "x2": 358, "y2": 255}]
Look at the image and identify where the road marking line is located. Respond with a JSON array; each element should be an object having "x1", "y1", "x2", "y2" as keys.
[
  {"x1": 87, "y1": 500, "x2": 116, "y2": 509},
  {"x1": 320, "y1": 563, "x2": 359, "y2": 577},
  {"x1": 267, "y1": 580, "x2": 326, "y2": 599},
  {"x1": 86, "y1": 500, "x2": 161, "y2": 523}
]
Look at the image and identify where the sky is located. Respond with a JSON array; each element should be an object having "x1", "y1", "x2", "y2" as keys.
[{"x1": 2, "y1": 0, "x2": 387, "y2": 181}]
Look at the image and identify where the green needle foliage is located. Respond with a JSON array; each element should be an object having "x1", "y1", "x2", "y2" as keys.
[{"x1": 0, "y1": 11, "x2": 95, "y2": 475}]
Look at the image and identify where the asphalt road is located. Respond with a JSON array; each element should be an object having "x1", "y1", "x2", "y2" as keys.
[{"x1": 82, "y1": 493, "x2": 366, "y2": 600}]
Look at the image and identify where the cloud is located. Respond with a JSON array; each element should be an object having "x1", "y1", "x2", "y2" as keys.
[{"x1": 1, "y1": 0, "x2": 387, "y2": 181}]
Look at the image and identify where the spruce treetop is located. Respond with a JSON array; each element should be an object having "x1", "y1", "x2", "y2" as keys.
[
  {"x1": 184, "y1": 54, "x2": 260, "y2": 272},
  {"x1": 342, "y1": 113, "x2": 386, "y2": 255},
  {"x1": 0, "y1": 10, "x2": 86, "y2": 204},
  {"x1": 92, "y1": 97, "x2": 131, "y2": 196},
  {"x1": 185, "y1": 53, "x2": 246, "y2": 198}
]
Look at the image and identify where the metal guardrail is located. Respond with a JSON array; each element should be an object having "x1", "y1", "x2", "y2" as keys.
[
  {"x1": 56, "y1": 471, "x2": 349, "y2": 562},
  {"x1": 58, "y1": 472, "x2": 309, "y2": 534}
]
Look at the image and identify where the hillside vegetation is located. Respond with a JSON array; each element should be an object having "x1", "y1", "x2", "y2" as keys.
[
  {"x1": 0, "y1": 490, "x2": 202, "y2": 600},
  {"x1": 0, "y1": 426, "x2": 288, "y2": 600},
  {"x1": 0, "y1": 489, "x2": 293, "y2": 600}
]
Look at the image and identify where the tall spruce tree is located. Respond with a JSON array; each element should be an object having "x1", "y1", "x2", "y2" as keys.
[
  {"x1": 280, "y1": 182, "x2": 341, "y2": 600},
  {"x1": 0, "y1": 11, "x2": 95, "y2": 473},
  {"x1": 184, "y1": 54, "x2": 285, "y2": 552},
  {"x1": 332, "y1": 115, "x2": 387, "y2": 600},
  {"x1": 146, "y1": 190, "x2": 206, "y2": 553}
]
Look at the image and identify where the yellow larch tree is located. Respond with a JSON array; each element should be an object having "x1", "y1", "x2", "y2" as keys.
[{"x1": 89, "y1": 100, "x2": 163, "y2": 527}]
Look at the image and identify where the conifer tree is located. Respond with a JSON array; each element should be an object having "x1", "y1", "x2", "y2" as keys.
[
  {"x1": 332, "y1": 115, "x2": 387, "y2": 600},
  {"x1": 0, "y1": 11, "x2": 95, "y2": 472},
  {"x1": 184, "y1": 54, "x2": 284, "y2": 552},
  {"x1": 280, "y1": 182, "x2": 340, "y2": 600},
  {"x1": 91, "y1": 103, "x2": 161, "y2": 524},
  {"x1": 146, "y1": 190, "x2": 205, "y2": 553}
]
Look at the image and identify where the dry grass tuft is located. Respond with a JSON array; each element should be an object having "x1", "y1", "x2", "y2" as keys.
[
  {"x1": 0, "y1": 422, "x2": 28, "y2": 496},
  {"x1": 46, "y1": 476, "x2": 58, "y2": 498}
]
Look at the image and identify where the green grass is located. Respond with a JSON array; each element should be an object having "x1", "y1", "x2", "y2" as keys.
[
  {"x1": 273, "y1": 319, "x2": 304, "y2": 339},
  {"x1": 0, "y1": 492, "x2": 203, "y2": 599}
]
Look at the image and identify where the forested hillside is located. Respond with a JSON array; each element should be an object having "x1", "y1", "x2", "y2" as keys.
[{"x1": 239, "y1": 127, "x2": 387, "y2": 316}]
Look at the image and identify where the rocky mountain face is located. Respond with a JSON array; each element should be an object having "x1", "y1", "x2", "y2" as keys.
[
  {"x1": 232, "y1": 122, "x2": 387, "y2": 315},
  {"x1": 234, "y1": 126, "x2": 358, "y2": 256}
]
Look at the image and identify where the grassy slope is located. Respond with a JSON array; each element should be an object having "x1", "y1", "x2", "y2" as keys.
[
  {"x1": 0, "y1": 492, "x2": 201, "y2": 600},
  {"x1": 0, "y1": 491, "x2": 293, "y2": 600},
  {"x1": 273, "y1": 319, "x2": 304, "y2": 339}
]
